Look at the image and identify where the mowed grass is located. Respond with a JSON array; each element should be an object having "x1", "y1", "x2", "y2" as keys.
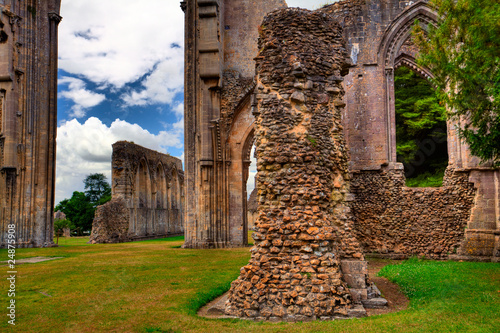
[{"x1": 0, "y1": 237, "x2": 498, "y2": 333}]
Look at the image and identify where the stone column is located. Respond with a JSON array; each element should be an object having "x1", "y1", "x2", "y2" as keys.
[
  {"x1": 0, "y1": 1, "x2": 62, "y2": 248},
  {"x1": 225, "y1": 8, "x2": 370, "y2": 321}
]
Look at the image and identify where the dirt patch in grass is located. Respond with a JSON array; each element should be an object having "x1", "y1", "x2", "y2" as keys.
[
  {"x1": 1, "y1": 256, "x2": 64, "y2": 265},
  {"x1": 198, "y1": 258, "x2": 409, "y2": 319},
  {"x1": 366, "y1": 259, "x2": 409, "y2": 316}
]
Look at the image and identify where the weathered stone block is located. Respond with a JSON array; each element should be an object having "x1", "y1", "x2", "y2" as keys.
[{"x1": 89, "y1": 198, "x2": 130, "y2": 244}]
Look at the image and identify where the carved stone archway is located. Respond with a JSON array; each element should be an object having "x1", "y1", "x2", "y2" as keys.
[
  {"x1": 226, "y1": 100, "x2": 255, "y2": 246},
  {"x1": 378, "y1": 1, "x2": 439, "y2": 164},
  {"x1": 182, "y1": 0, "x2": 287, "y2": 249}
]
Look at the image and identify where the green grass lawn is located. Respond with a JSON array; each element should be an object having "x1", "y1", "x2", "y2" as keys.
[{"x1": 0, "y1": 237, "x2": 499, "y2": 332}]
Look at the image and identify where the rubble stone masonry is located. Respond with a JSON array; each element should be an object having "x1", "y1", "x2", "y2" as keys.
[
  {"x1": 350, "y1": 167, "x2": 476, "y2": 259},
  {"x1": 225, "y1": 8, "x2": 370, "y2": 321}
]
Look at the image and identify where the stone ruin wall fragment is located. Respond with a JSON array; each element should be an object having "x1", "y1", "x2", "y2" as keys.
[
  {"x1": 0, "y1": 0, "x2": 61, "y2": 248},
  {"x1": 89, "y1": 141, "x2": 184, "y2": 243},
  {"x1": 317, "y1": 0, "x2": 499, "y2": 261},
  {"x1": 225, "y1": 8, "x2": 373, "y2": 321}
]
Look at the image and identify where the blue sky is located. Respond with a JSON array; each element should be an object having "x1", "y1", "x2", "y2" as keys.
[{"x1": 55, "y1": 0, "x2": 329, "y2": 203}]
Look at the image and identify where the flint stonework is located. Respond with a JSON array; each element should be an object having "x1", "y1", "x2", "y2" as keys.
[{"x1": 225, "y1": 8, "x2": 371, "y2": 321}]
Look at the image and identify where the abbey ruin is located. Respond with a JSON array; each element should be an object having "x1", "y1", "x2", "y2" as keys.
[
  {"x1": 224, "y1": 8, "x2": 382, "y2": 320},
  {"x1": 182, "y1": 0, "x2": 499, "y2": 261},
  {"x1": 0, "y1": 0, "x2": 497, "y2": 267},
  {"x1": 89, "y1": 141, "x2": 184, "y2": 243}
]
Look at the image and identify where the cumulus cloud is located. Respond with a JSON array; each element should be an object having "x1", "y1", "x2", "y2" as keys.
[
  {"x1": 121, "y1": 55, "x2": 184, "y2": 106},
  {"x1": 172, "y1": 102, "x2": 184, "y2": 118},
  {"x1": 55, "y1": 117, "x2": 183, "y2": 204},
  {"x1": 58, "y1": 77, "x2": 106, "y2": 118},
  {"x1": 59, "y1": 0, "x2": 184, "y2": 101}
]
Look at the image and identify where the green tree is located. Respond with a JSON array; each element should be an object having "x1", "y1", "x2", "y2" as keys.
[
  {"x1": 84, "y1": 173, "x2": 111, "y2": 206},
  {"x1": 55, "y1": 174, "x2": 112, "y2": 234},
  {"x1": 53, "y1": 218, "x2": 73, "y2": 244},
  {"x1": 395, "y1": 66, "x2": 448, "y2": 184},
  {"x1": 55, "y1": 191, "x2": 95, "y2": 235},
  {"x1": 414, "y1": 0, "x2": 500, "y2": 166}
]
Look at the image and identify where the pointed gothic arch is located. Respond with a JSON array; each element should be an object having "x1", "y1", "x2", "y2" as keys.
[
  {"x1": 132, "y1": 158, "x2": 151, "y2": 236},
  {"x1": 156, "y1": 163, "x2": 167, "y2": 209},
  {"x1": 226, "y1": 94, "x2": 255, "y2": 246},
  {"x1": 378, "y1": 1, "x2": 439, "y2": 163}
]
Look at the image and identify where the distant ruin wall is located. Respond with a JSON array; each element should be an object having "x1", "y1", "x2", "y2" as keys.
[{"x1": 90, "y1": 141, "x2": 184, "y2": 243}]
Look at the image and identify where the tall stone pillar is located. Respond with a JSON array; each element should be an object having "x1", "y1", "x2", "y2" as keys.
[
  {"x1": 0, "y1": 0, "x2": 61, "y2": 248},
  {"x1": 225, "y1": 8, "x2": 373, "y2": 321},
  {"x1": 183, "y1": 0, "x2": 225, "y2": 248}
]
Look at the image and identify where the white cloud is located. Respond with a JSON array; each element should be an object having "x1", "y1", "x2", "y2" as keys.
[
  {"x1": 55, "y1": 117, "x2": 183, "y2": 204},
  {"x1": 59, "y1": 77, "x2": 106, "y2": 118},
  {"x1": 59, "y1": 0, "x2": 184, "y2": 94},
  {"x1": 121, "y1": 55, "x2": 184, "y2": 106},
  {"x1": 172, "y1": 102, "x2": 184, "y2": 118}
]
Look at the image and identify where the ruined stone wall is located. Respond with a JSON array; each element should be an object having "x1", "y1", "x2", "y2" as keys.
[
  {"x1": 223, "y1": 0, "x2": 286, "y2": 79},
  {"x1": 94, "y1": 141, "x2": 184, "y2": 242},
  {"x1": 319, "y1": 0, "x2": 414, "y2": 169},
  {"x1": 184, "y1": 0, "x2": 499, "y2": 259},
  {"x1": 350, "y1": 168, "x2": 476, "y2": 259},
  {"x1": 225, "y1": 8, "x2": 371, "y2": 321},
  {"x1": 315, "y1": 0, "x2": 499, "y2": 261},
  {"x1": 0, "y1": 1, "x2": 61, "y2": 248}
]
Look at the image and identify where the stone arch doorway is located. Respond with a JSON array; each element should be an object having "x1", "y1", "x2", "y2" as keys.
[
  {"x1": 377, "y1": 1, "x2": 440, "y2": 166},
  {"x1": 392, "y1": 63, "x2": 448, "y2": 183},
  {"x1": 226, "y1": 99, "x2": 255, "y2": 246}
]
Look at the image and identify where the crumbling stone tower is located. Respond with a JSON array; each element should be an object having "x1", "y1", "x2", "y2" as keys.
[
  {"x1": 224, "y1": 8, "x2": 371, "y2": 321},
  {"x1": 0, "y1": 1, "x2": 61, "y2": 248}
]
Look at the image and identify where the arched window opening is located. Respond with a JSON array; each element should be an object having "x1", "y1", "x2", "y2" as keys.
[
  {"x1": 246, "y1": 144, "x2": 257, "y2": 245},
  {"x1": 156, "y1": 164, "x2": 167, "y2": 209},
  {"x1": 171, "y1": 169, "x2": 180, "y2": 210},
  {"x1": 395, "y1": 66, "x2": 448, "y2": 187},
  {"x1": 135, "y1": 160, "x2": 150, "y2": 208}
]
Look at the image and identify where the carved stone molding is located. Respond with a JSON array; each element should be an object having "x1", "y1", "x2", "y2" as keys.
[{"x1": 48, "y1": 12, "x2": 62, "y2": 24}]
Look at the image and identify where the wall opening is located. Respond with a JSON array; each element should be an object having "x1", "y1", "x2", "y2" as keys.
[
  {"x1": 156, "y1": 164, "x2": 167, "y2": 209},
  {"x1": 394, "y1": 65, "x2": 448, "y2": 187},
  {"x1": 135, "y1": 160, "x2": 150, "y2": 208},
  {"x1": 246, "y1": 144, "x2": 257, "y2": 245}
]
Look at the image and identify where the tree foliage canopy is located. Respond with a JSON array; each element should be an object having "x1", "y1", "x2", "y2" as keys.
[
  {"x1": 55, "y1": 173, "x2": 112, "y2": 233},
  {"x1": 395, "y1": 66, "x2": 448, "y2": 182},
  {"x1": 84, "y1": 173, "x2": 112, "y2": 206},
  {"x1": 55, "y1": 191, "x2": 95, "y2": 234},
  {"x1": 414, "y1": 0, "x2": 500, "y2": 166}
]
